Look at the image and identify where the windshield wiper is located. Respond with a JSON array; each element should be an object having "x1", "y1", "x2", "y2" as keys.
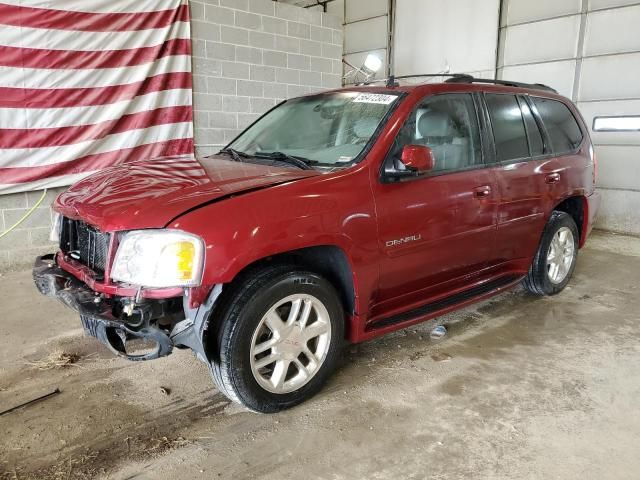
[
  {"x1": 219, "y1": 147, "x2": 251, "y2": 163},
  {"x1": 253, "y1": 151, "x2": 316, "y2": 170}
]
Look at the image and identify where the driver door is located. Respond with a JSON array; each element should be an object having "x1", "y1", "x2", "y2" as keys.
[{"x1": 371, "y1": 93, "x2": 498, "y2": 315}]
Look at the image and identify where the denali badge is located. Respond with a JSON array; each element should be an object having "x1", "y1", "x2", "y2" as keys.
[{"x1": 385, "y1": 234, "x2": 422, "y2": 248}]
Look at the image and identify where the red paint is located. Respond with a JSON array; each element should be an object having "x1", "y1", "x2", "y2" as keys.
[
  {"x1": 51, "y1": 82, "x2": 600, "y2": 343},
  {"x1": 1, "y1": 106, "x2": 192, "y2": 149},
  {"x1": 0, "y1": 72, "x2": 192, "y2": 109},
  {"x1": 54, "y1": 156, "x2": 318, "y2": 231},
  {"x1": 0, "y1": 3, "x2": 190, "y2": 32},
  {"x1": 56, "y1": 252, "x2": 184, "y2": 299},
  {"x1": 0, "y1": 138, "x2": 194, "y2": 183},
  {"x1": 0, "y1": 38, "x2": 191, "y2": 70}
]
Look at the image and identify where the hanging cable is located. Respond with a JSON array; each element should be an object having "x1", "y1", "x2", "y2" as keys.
[{"x1": 0, "y1": 189, "x2": 48, "y2": 239}]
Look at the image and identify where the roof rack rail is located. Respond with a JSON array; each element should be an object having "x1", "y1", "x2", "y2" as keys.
[
  {"x1": 357, "y1": 73, "x2": 558, "y2": 93},
  {"x1": 445, "y1": 75, "x2": 558, "y2": 93}
]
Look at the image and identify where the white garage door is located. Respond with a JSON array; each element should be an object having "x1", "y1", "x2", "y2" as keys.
[{"x1": 497, "y1": 0, "x2": 640, "y2": 235}]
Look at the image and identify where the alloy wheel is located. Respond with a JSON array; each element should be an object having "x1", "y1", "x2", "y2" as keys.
[
  {"x1": 249, "y1": 294, "x2": 332, "y2": 394},
  {"x1": 546, "y1": 226, "x2": 575, "y2": 284}
]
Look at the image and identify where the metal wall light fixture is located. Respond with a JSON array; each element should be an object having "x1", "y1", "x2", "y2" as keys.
[{"x1": 342, "y1": 53, "x2": 383, "y2": 84}]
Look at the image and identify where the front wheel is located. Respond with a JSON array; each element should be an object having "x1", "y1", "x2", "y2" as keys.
[
  {"x1": 210, "y1": 265, "x2": 344, "y2": 413},
  {"x1": 524, "y1": 211, "x2": 579, "y2": 295}
]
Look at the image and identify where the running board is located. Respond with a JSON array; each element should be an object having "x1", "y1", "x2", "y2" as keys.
[{"x1": 368, "y1": 275, "x2": 521, "y2": 331}]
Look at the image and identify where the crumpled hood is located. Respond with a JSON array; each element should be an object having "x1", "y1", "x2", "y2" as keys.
[{"x1": 54, "y1": 155, "x2": 319, "y2": 231}]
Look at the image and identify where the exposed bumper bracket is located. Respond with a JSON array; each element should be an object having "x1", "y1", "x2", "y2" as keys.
[{"x1": 33, "y1": 254, "x2": 173, "y2": 361}]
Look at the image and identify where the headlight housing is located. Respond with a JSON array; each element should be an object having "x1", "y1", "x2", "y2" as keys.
[{"x1": 111, "y1": 230, "x2": 204, "y2": 288}]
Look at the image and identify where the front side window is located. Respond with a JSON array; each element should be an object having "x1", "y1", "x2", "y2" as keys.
[
  {"x1": 531, "y1": 97, "x2": 583, "y2": 154},
  {"x1": 389, "y1": 93, "x2": 482, "y2": 173},
  {"x1": 485, "y1": 94, "x2": 529, "y2": 162},
  {"x1": 227, "y1": 91, "x2": 400, "y2": 167}
]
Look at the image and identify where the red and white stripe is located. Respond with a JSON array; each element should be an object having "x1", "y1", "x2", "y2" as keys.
[{"x1": 0, "y1": 0, "x2": 194, "y2": 194}]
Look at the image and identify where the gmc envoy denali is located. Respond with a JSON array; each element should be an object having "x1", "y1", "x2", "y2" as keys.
[{"x1": 34, "y1": 75, "x2": 600, "y2": 412}]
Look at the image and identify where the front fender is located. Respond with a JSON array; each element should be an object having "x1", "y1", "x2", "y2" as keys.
[{"x1": 171, "y1": 168, "x2": 380, "y2": 318}]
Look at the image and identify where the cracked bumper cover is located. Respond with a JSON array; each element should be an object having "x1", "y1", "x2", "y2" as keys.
[{"x1": 33, "y1": 254, "x2": 176, "y2": 361}]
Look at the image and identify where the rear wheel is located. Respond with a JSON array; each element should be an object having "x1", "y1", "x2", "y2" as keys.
[
  {"x1": 524, "y1": 211, "x2": 579, "y2": 295},
  {"x1": 210, "y1": 265, "x2": 344, "y2": 412}
]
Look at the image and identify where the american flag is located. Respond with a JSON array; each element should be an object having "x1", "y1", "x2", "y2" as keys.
[{"x1": 0, "y1": 0, "x2": 194, "y2": 194}]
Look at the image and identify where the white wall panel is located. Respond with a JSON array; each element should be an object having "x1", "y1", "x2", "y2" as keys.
[
  {"x1": 596, "y1": 189, "x2": 640, "y2": 234},
  {"x1": 578, "y1": 99, "x2": 640, "y2": 146},
  {"x1": 500, "y1": 60, "x2": 577, "y2": 97},
  {"x1": 588, "y1": 0, "x2": 640, "y2": 11},
  {"x1": 579, "y1": 52, "x2": 640, "y2": 101},
  {"x1": 344, "y1": 15, "x2": 387, "y2": 53},
  {"x1": 595, "y1": 145, "x2": 640, "y2": 190},
  {"x1": 504, "y1": 0, "x2": 581, "y2": 25},
  {"x1": 394, "y1": 0, "x2": 500, "y2": 75},
  {"x1": 496, "y1": 0, "x2": 640, "y2": 235},
  {"x1": 464, "y1": 69, "x2": 497, "y2": 79},
  {"x1": 345, "y1": 0, "x2": 387, "y2": 23},
  {"x1": 583, "y1": 5, "x2": 640, "y2": 56},
  {"x1": 503, "y1": 16, "x2": 581, "y2": 65}
]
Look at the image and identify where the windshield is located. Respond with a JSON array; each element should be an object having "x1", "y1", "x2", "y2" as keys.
[{"x1": 227, "y1": 91, "x2": 401, "y2": 167}]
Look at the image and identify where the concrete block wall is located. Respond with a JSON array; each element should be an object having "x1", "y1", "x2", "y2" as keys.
[
  {"x1": 0, "y1": 188, "x2": 65, "y2": 271},
  {"x1": 190, "y1": 0, "x2": 343, "y2": 156}
]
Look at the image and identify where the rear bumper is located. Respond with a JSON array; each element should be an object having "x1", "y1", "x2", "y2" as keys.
[{"x1": 33, "y1": 254, "x2": 173, "y2": 361}]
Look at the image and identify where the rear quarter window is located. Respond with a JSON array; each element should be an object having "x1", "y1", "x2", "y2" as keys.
[
  {"x1": 531, "y1": 97, "x2": 583, "y2": 154},
  {"x1": 485, "y1": 93, "x2": 530, "y2": 162}
]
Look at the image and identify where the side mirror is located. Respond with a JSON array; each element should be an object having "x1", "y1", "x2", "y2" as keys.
[
  {"x1": 401, "y1": 145, "x2": 435, "y2": 173},
  {"x1": 383, "y1": 145, "x2": 435, "y2": 181}
]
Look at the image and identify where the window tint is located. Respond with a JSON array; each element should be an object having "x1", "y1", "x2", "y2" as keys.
[
  {"x1": 520, "y1": 98, "x2": 544, "y2": 156},
  {"x1": 486, "y1": 94, "x2": 529, "y2": 162},
  {"x1": 531, "y1": 97, "x2": 583, "y2": 154},
  {"x1": 390, "y1": 94, "x2": 482, "y2": 173}
]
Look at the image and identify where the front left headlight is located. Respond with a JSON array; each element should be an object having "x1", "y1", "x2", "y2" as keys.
[{"x1": 111, "y1": 230, "x2": 204, "y2": 288}]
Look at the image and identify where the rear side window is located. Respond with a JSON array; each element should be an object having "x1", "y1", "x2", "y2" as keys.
[
  {"x1": 531, "y1": 97, "x2": 583, "y2": 154},
  {"x1": 485, "y1": 94, "x2": 529, "y2": 162},
  {"x1": 520, "y1": 98, "x2": 544, "y2": 156}
]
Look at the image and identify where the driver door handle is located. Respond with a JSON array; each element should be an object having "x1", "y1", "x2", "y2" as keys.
[
  {"x1": 474, "y1": 185, "x2": 492, "y2": 198},
  {"x1": 546, "y1": 172, "x2": 561, "y2": 184}
]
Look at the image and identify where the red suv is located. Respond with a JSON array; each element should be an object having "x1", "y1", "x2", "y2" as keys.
[{"x1": 34, "y1": 75, "x2": 600, "y2": 412}]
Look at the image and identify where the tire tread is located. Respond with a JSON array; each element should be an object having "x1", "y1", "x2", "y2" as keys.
[{"x1": 523, "y1": 211, "x2": 578, "y2": 296}]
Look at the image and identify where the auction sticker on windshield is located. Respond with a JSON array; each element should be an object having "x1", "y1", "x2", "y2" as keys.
[{"x1": 353, "y1": 93, "x2": 397, "y2": 104}]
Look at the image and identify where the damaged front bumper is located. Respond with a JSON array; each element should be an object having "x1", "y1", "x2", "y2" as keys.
[{"x1": 33, "y1": 254, "x2": 218, "y2": 363}]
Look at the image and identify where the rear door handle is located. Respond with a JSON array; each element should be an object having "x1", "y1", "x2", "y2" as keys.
[
  {"x1": 474, "y1": 185, "x2": 492, "y2": 198},
  {"x1": 545, "y1": 172, "x2": 561, "y2": 184}
]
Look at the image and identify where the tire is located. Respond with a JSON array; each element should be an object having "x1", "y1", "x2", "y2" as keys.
[
  {"x1": 209, "y1": 264, "x2": 344, "y2": 413},
  {"x1": 524, "y1": 211, "x2": 579, "y2": 296}
]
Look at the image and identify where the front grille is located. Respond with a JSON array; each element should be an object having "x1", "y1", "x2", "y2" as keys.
[{"x1": 60, "y1": 217, "x2": 110, "y2": 275}]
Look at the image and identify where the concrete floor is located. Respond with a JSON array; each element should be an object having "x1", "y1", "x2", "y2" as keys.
[{"x1": 1, "y1": 230, "x2": 639, "y2": 479}]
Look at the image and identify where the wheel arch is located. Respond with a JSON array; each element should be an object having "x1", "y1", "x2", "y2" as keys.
[
  {"x1": 203, "y1": 245, "x2": 358, "y2": 353},
  {"x1": 230, "y1": 245, "x2": 357, "y2": 316},
  {"x1": 553, "y1": 195, "x2": 588, "y2": 247}
]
